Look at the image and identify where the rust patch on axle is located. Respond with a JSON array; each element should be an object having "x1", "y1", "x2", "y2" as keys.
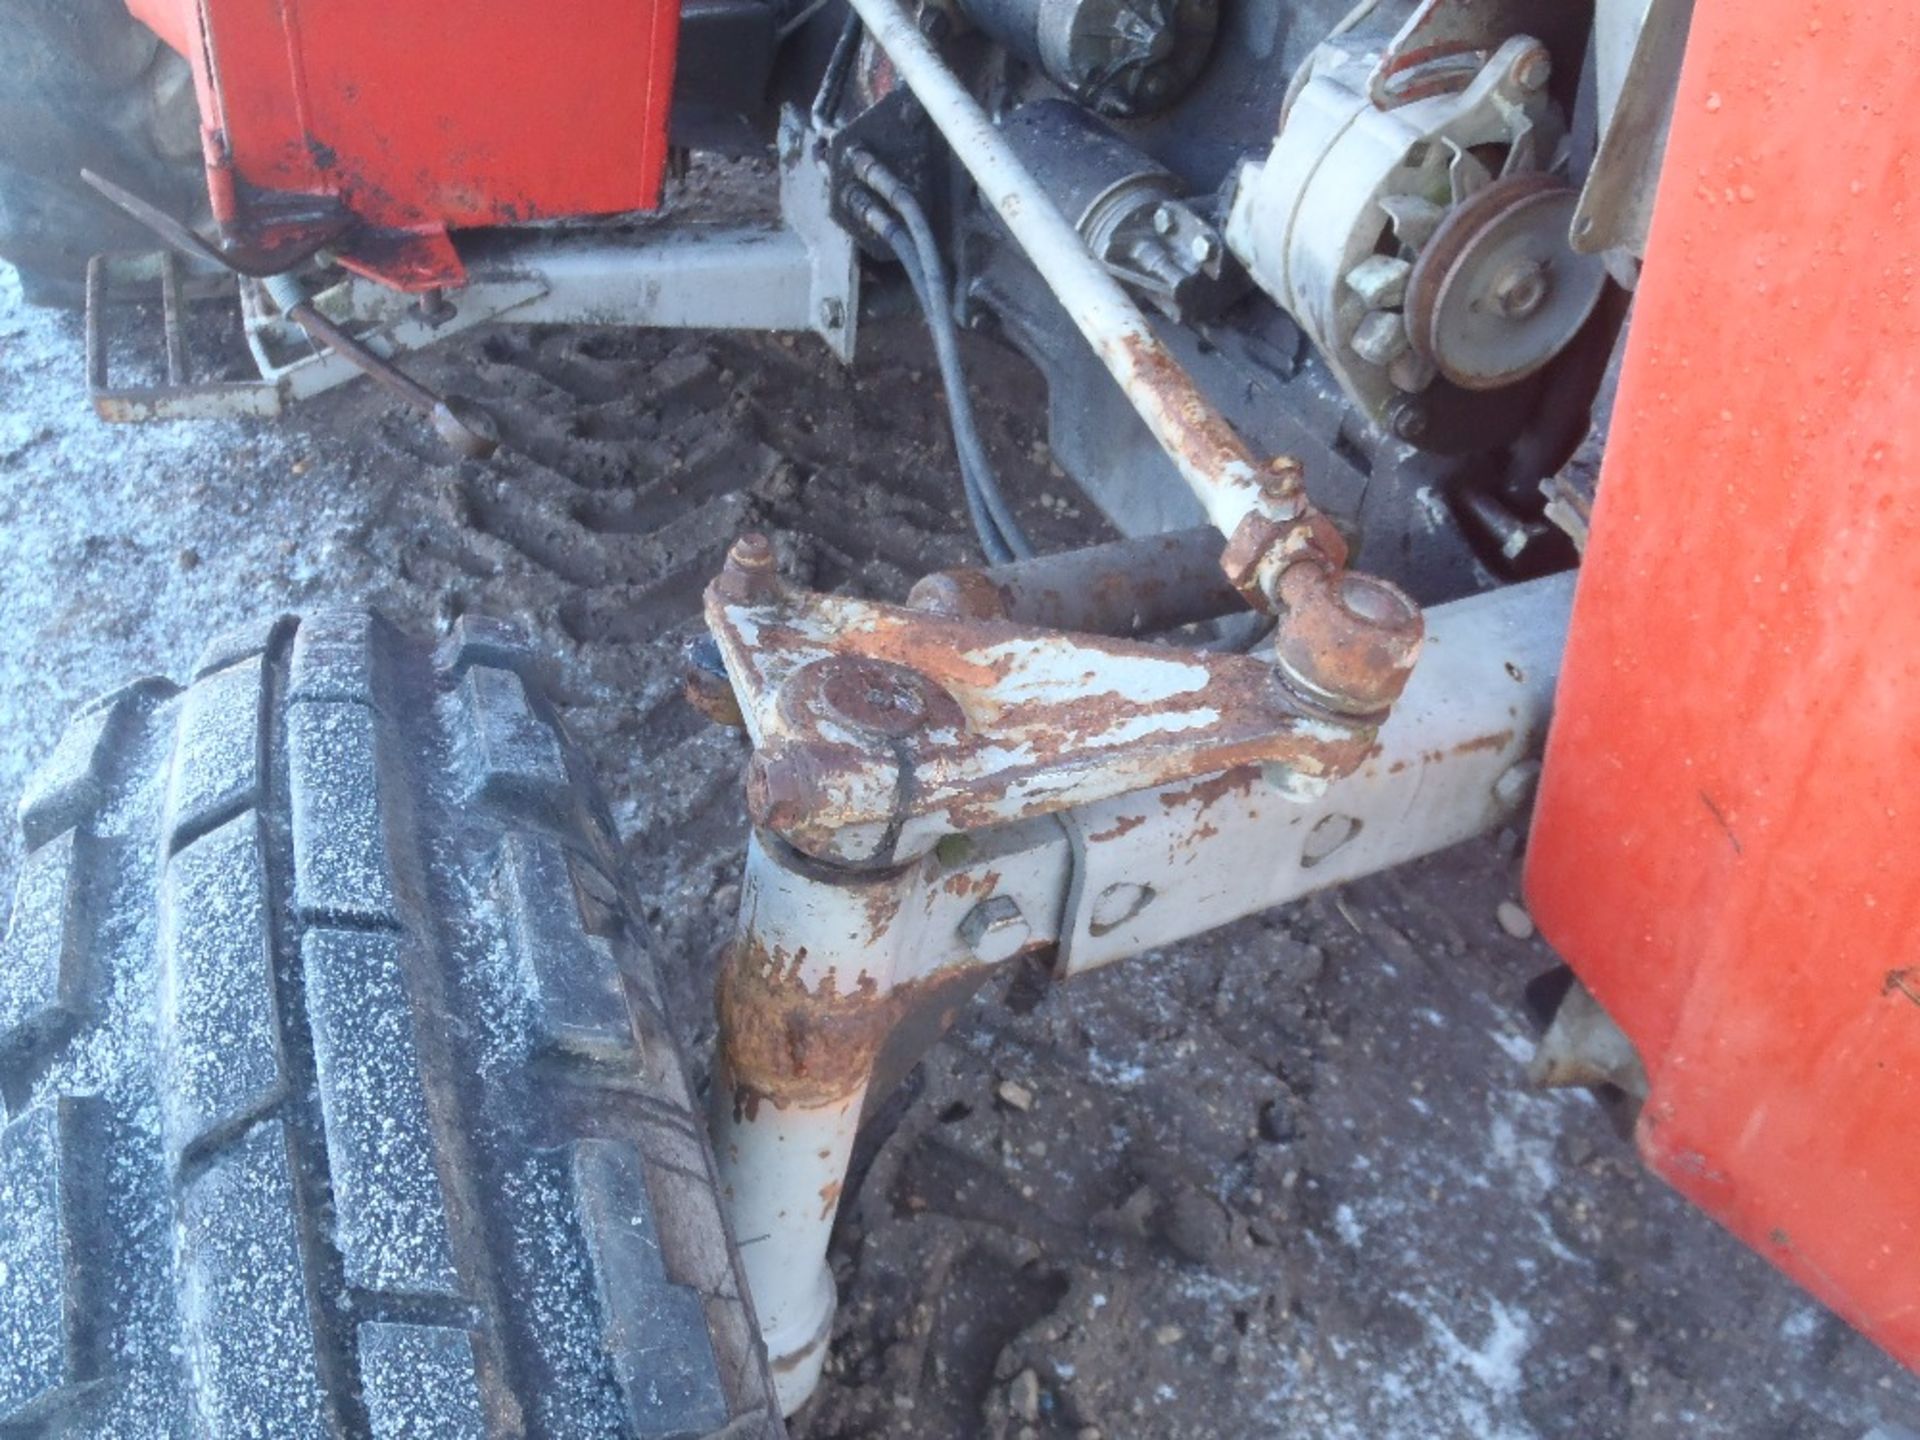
[
  {"x1": 941, "y1": 867, "x2": 1002, "y2": 898},
  {"x1": 720, "y1": 935, "x2": 995, "y2": 1116},
  {"x1": 1452, "y1": 730, "x2": 1514, "y2": 757},
  {"x1": 1156, "y1": 765, "x2": 1260, "y2": 813},
  {"x1": 1088, "y1": 813, "x2": 1146, "y2": 842},
  {"x1": 857, "y1": 881, "x2": 908, "y2": 946}
]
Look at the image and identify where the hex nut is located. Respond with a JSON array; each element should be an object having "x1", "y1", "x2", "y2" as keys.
[
  {"x1": 1513, "y1": 45, "x2": 1552, "y2": 92},
  {"x1": 1494, "y1": 759, "x2": 1542, "y2": 810},
  {"x1": 1352, "y1": 310, "x2": 1411, "y2": 366},
  {"x1": 1344, "y1": 254, "x2": 1413, "y2": 309},
  {"x1": 1491, "y1": 258, "x2": 1550, "y2": 320},
  {"x1": 1273, "y1": 562, "x2": 1424, "y2": 716},
  {"x1": 718, "y1": 531, "x2": 781, "y2": 603}
]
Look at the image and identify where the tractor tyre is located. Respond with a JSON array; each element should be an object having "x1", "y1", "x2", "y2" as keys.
[
  {"x1": 0, "y1": 612, "x2": 782, "y2": 1438},
  {"x1": 0, "y1": 0, "x2": 208, "y2": 306}
]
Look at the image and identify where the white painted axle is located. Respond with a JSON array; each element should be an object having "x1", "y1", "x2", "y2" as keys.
[{"x1": 713, "y1": 575, "x2": 1573, "y2": 1415}]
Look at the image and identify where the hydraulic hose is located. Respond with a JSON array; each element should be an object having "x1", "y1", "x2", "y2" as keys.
[
  {"x1": 850, "y1": 153, "x2": 1035, "y2": 560},
  {"x1": 810, "y1": 12, "x2": 864, "y2": 129},
  {"x1": 885, "y1": 223, "x2": 1014, "y2": 562}
]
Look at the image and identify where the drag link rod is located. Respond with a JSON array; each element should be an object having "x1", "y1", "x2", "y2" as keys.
[
  {"x1": 838, "y1": 0, "x2": 1277, "y2": 539},
  {"x1": 836, "y1": 0, "x2": 1424, "y2": 710},
  {"x1": 836, "y1": 0, "x2": 1283, "y2": 533}
]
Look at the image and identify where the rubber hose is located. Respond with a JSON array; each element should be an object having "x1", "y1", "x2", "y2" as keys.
[
  {"x1": 854, "y1": 155, "x2": 1036, "y2": 559},
  {"x1": 874, "y1": 217, "x2": 1016, "y2": 562}
]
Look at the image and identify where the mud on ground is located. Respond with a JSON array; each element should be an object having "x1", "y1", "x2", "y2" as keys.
[{"x1": 2, "y1": 233, "x2": 1917, "y2": 1439}]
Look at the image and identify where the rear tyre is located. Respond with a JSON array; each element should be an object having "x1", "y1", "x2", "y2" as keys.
[
  {"x1": 0, "y1": 612, "x2": 781, "y2": 1437},
  {"x1": 0, "y1": 0, "x2": 207, "y2": 304}
]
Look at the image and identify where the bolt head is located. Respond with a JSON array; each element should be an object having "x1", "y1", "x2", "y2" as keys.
[
  {"x1": 819, "y1": 657, "x2": 932, "y2": 737},
  {"x1": 1352, "y1": 309, "x2": 1411, "y2": 367},
  {"x1": 1494, "y1": 759, "x2": 1543, "y2": 809},
  {"x1": 960, "y1": 895, "x2": 1030, "y2": 963},
  {"x1": 745, "y1": 745, "x2": 817, "y2": 831},
  {"x1": 1345, "y1": 254, "x2": 1413, "y2": 309},
  {"x1": 719, "y1": 532, "x2": 780, "y2": 603},
  {"x1": 1514, "y1": 45, "x2": 1552, "y2": 92},
  {"x1": 728, "y1": 532, "x2": 774, "y2": 569},
  {"x1": 1491, "y1": 259, "x2": 1550, "y2": 319}
]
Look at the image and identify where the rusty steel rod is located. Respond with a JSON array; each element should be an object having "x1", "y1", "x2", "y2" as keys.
[
  {"x1": 838, "y1": 0, "x2": 1300, "y2": 547},
  {"x1": 261, "y1": 277, "x2": 501, "y2": 460},
  {"x1": 838, "y1": 0, "x2": 1425, "y2": 715}
]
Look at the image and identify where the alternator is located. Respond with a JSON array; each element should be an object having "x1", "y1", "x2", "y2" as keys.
[{"x1": 1224, "y1": 32, "x2": 1607, "y2": 437}]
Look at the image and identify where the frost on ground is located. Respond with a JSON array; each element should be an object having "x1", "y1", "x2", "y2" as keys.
[
  {"x1": 0, "y1": 263, "x2": 356, "y2": 907},
  {"x1": 4, "y1": 257, "x2": 1920, "y2": 1437}
]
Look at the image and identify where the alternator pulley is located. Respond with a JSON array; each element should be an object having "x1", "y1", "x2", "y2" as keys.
[{"x1": 1405, "y1": 172, "x2": 1607, "y2": 391}]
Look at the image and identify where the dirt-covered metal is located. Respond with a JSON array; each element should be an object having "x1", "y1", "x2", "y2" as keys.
[
  {"x1": 906, "y1": 525, "x2": 1244, "y2": 637},
  {"x1": 704, "y1": 536, "x2": 1397, "y2": 866},
  {"x1": 708, "y1": 568, "x2": 1574, "y2": 1415}
]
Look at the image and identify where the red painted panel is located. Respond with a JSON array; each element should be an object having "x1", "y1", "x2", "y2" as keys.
[
  {"x1": 131, "y1": 0, "x2": 679, "y2": 288},
  {"x1": 1526, "y1": 0, "x2": 1920, "y2": 1367}
]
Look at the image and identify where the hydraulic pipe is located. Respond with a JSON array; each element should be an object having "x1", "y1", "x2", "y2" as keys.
[{"x1": 908, "y1": 526, "x2": 1245, "y2": 637}]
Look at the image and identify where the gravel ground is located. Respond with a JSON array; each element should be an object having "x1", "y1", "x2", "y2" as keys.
[{"x1": 3, "y1": 245, "x2": 1918, "y2": 1440}]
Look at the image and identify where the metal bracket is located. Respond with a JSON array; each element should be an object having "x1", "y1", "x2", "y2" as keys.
[
  {"x1": 778, "y1": 106, "x2": 863, "y2": 364},
  {"x1": 452, "y1": 106, "x2": 859, "y2": 362},
  {"x1": 1365, "y1": 0, "x2": 1542, "y2": 107},
  {"x1": 1571, "y1": 0, "x2": 1697, "y2": 263},
  {"x1": 87, "y1": 106, "x2": 861, "y2": 423},
  {"x1": 704, "y1": 536, "x2": 1385, "y2": 868},
  {"x1": 85, "y1": 254, "x2": 281, "y2": 422},
  {"x1": 84, "y1": 252, "x2": 540, "y2": 423},
  {"x1": 236, "y1": 270, "x2": 542, "y2": 396}
]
